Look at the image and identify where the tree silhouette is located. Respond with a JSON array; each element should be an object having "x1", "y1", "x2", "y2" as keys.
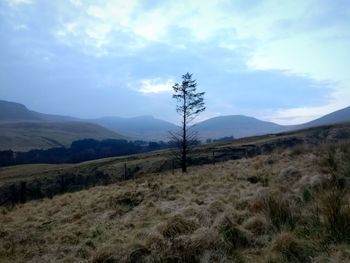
[{"x1": 170, "y1": 72, "x2": 206, "y2": 173}]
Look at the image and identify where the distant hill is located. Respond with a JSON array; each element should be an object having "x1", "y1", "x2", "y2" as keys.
[
  {"x1": 193, "y1": 106, "x2": 350, "y2": 140},
  {"x1": 0, "y1": 100, "x2": 42, "y2": 121},
  {"x1": 0, "y1": 122, "x2": 126, "y2": 151},
  {"x1": 89, "y1": 115, "x2": 179, "y2": 141},
  {"x1": 193, "y1": 115, "x2": 285, "y2": 139},
  {"x1": 0, "y1": 100, "x2": 178, "y2": 142},
  {"x1": 1, "y1": 99, "x2": 349, "y2": 143},
  {"x1": 0, "y1": 100, "x2": 76, "y2": 122},
  {"x1": 297, "y1": 106, "x2": 350, "y2": 129}
]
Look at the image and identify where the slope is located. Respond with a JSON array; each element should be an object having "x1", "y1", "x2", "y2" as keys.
[
  {"x1": 298, "y1": 106, "x2": 350, "y2": 128},
  {"x1": 0, "y1": 100, "x2": 42, "y2": 122},
  {"x1": 0, "y1": 123, "x2": 349, "y2": 262},
  {"x1": 0, "y1": 121, "x2": 126, "y2": 151}
]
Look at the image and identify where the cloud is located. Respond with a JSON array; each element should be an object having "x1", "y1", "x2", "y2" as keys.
[
  {"x1": 136, "y1": 79, "x2": 174, "y2": 94},
  {"x1": 265, "y1": 104, "x2": 346, "y2": 125},
  {"x1": 0, "y1": 0, "x2": 349, "y2": 123},
  {"x1": 6, "y1": 0, "x2": 32, "y2": 7}
]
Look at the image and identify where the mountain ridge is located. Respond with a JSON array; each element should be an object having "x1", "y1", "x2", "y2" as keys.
[{"x1": 1, "y1": 99, "x2": 349, "y2": 143}]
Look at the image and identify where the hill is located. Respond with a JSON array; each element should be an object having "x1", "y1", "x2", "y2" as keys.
[
  {"x1": 298, "y1": 106, "x2": 350, "y2": 128},
  {"x1": 0, "y1": 122, "x2": 349, "y2": 262},
  {"x1": 1, "y1": 99, "x2": 349, "y2": 142},
  {"x1": 193, "y1": 115, "x2": 285, "y2": 139},
  {"x1": 89, "y1": 115, "x2": 179, "y2": 141},
  {"x1": 0, "y1": 100, "x2": 42, "y2": 122},
  {"x1": 0, "y1": 100, "x2": 76, "y2": 122},
  {"x1": 0, "y1": 121, "x2": 126, "y2": 151}
]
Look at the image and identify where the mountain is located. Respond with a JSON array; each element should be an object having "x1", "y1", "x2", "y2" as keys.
[
  {"x1": 193, "y1": 115, "x2": 285, "y2": 139},
  {"x1": 297, "y1": 106, "x2": 350, "y2": 129},
  {"x1": 0, "y1": 100, "x2": 77, "y2": 122},
  {"x1": 1, "y1": 99, "x2": 349, "y2": 144},
  {"x1": 0, "y1": 121, "x2": 126, "y2": 151},
  {"x1": 0, "y1": 100, "x2": 126, "y2": 151},
  {"x1": 0, "y1": 100, "x2": 178, "y2": 142},
  {"x1": 89, "y1": 115, "x2": 179, "y2": 141},
  {"x1": 0, "y1": 100, "x2": 42, "y2": 121}
]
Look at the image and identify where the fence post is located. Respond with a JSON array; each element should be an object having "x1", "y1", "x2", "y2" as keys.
[
  {"x1": 60, "y1": 174, "x2": 65, "y2": 193},
  {"x1": 124, "y1": 163, "x2": 128, "y2": 180},
  {"x1": 212, "y1": 151, "x2": 215, "y2": 165},
  {"x1": 20, "y1": 181, "x2": 26, "y2": 203},
  {"x1": 172, "y1": 159, "x2": 175, "y2": 175}
]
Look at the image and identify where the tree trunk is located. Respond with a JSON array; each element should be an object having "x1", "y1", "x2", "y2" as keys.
[{"x1": 182, "y1": 90, "x2": 187, "y2": 173}]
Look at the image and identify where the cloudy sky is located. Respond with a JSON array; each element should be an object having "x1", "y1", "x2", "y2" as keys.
[{"x1": 1, "y1": 0, "x2": 349, "y2": 124}]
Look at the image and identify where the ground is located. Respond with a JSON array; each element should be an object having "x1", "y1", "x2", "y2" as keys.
[{"x1": 1, "y1": 142, "x2": 350, "y2": 262}]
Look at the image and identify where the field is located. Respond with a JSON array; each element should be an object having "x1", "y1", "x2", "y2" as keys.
[{"x1": 0, "y1": 124, "x2": 350, "y2": 262}]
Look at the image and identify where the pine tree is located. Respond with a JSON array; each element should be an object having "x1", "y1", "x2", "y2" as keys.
[{"x1": 171, "y1": 72, "x2": 206, "y2": 173}]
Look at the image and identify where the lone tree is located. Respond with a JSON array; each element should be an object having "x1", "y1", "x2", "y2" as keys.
[{"x1": 171, "y1": 72, "x2": 205, "y2": 173}]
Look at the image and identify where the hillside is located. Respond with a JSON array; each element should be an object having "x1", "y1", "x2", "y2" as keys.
[
  {"x1": 1, "y1": 121, "x2": 349, "y2": 198},
  {"x1": 90, "y1": 115, "x2": 179, "y2": 141},
  {"x1": 0, "y1": 100, "x2": 75, "y2": 122},
  {"x1": 298, "y1": 106, "x2": 350, "y2": 128},
  {"x1": 0, "y1": 123, "x2": 349, "y2": 262},
  {"x1": 0, "y1": 100, "x2": 42, "y2": 122},
  {"x1": 193, "y1": 115, "x2": 285, "y2": 139},
  {"x1": 0, "y1": 122, "x2": 126, "y2": 151}
]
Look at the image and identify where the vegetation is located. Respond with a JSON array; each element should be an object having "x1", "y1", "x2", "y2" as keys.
[
  {"x1": 0, "y1": 139, "x2": 174, "y2": 167},
  {"x1": 171, "y1": 72, "x2": 206, "y2": 173},
  {"x1": 0, "y1": 123, "x2": 349, "y2": 261},
  {"x1": 0, "y1": 134, "x2": 350, "y2": 262}
]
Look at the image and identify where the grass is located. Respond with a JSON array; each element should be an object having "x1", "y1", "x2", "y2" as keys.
[
  {"x1": 0, "y1": 127, "x2": 350, "y2": 262},
  {"x1": 318, "y1": 189, "x2": 350, "y2": 243},
  {"x1": 266, "y1": 232, "x2": 316, "y2": 263},
  {"x1": 261, "y1": 192, "x2": 299, "y2": 232}
]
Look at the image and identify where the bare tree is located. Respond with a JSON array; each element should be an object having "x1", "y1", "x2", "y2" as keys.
[{"x1": 170, "y1": 72, "x2": 205, "y2": 173}]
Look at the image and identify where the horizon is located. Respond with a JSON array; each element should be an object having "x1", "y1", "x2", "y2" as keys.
[
  {"x1": 2, "y1": 98, "x2": 348, "y2": 127},
  {"x1": 1, "y1": 0, "x2": 350, "y2": 125}
]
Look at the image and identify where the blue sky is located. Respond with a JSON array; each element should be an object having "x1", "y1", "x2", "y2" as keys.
[{"x1": 0, "y1": 0, "x2": 349, "y2": 125}]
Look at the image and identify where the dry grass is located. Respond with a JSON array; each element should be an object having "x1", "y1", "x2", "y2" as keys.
[{"x1": 0, "y1": 142, "x2": 350, "y2": 262}]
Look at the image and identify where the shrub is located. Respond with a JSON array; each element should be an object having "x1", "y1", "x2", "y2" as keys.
[
  {"x1": 266, "y1": 232, "x2": 316, "y2": 263},
  {"x1": 262, "y1": 193, "x2": 298, "y2": 232},
  {"x1": 219, "y1": 217, "x2": 250, "y2": 249},
  {"x1": 318, "y1": 189, "x2": 350, "y2": 243}
]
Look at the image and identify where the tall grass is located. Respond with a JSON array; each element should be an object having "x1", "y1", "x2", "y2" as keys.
[
  {"x1": 262, "y1": 193, "x2": 298, "y2": 232},
  {"x1": 318, "y1": 189, "x2": 350, "y2": 243}
]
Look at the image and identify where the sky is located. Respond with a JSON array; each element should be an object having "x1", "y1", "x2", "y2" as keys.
[{"x1": 0, "y1": 0, "x2": 349, "y2": 125}]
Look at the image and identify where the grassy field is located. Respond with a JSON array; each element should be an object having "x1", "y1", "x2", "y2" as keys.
[
  {"x1": 1, "y1": 123, "x2": 350, "y2": 207},
  {"x1": 0, "y1": 136, "x2": 350, "y2": 262}
]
